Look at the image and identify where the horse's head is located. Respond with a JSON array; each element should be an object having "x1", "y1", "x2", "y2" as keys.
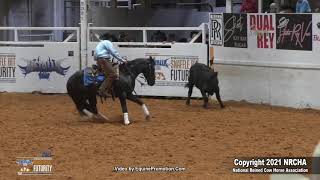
[
  {"x1": 141, "y1": 56, "x2": 156, "y2": 86},
  {"x1": 122, "y1": 56, "x2": 156, "y2": 86}
]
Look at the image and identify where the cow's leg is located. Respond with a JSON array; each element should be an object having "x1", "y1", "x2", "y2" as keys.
[
  {"x1": 186, "y1": 84, "x2": 194, "y2": 105},
  {"x1": 215, "y1": 88, "x2": 225, "y2": 109},
  {"x1": 127, "y1": 94, "x2": 150, "y2": 120},
  {"x1": 201, "y1": 90, "x2": 209, "y2": 109},
  {"x1": 119, "y1": 93, "x2": 130, "y2": 125}
]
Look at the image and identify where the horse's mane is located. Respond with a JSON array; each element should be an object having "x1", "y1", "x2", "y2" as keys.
[
  {"x1": 122, "y1": 58, "x2": 151, "y2": 69},
  {"x1": 127, "y1": 58, "x2": 150, "y2": 66},
  {"x1": 119, "y1": 58, "x2": 146, "y2": 75}
]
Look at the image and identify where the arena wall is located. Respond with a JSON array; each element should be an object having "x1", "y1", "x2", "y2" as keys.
[
  {"x1": 1, "y1": 13, "x2": 320, "y2": 109},
  {"x1": 0, "y1": 26, "x2": 207, "y2": 98},
  {"x1": 0, "y1": 27, "x2": 80, "y2": 93}
]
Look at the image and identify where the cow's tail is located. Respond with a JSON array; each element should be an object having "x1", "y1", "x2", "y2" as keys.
[
  {"x1": 185, "y1": 70, "x2": 194, "y2": 88},
  {"x1": 66, "y1": 79, "x2": 72, "y2": 96}
]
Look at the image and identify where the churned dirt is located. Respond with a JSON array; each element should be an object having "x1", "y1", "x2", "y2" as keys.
[{"x1": 0, "y1": 93, "x2": 320, "y2": 180}]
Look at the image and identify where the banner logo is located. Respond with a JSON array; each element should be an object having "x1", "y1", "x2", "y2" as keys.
[
  {"x1": 0, "y1": 54, "x2": 16, "y2": 83},
  {"x1": 18, "y1": 57, "x2": 71, "y2": 80},
  {"x1": 276, "y1": 14, "x2": 312, "y2": 51},
  {"x1": 210, "y1": 14, "x2": 224, "y2": 46}
]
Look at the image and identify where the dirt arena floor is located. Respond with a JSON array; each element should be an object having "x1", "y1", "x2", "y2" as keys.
[{"x1": 1, "y1": 93, "x2": 320, "y2": 180}]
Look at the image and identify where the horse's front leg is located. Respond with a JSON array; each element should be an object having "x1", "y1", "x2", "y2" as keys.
[
  {"x1": 127, "y1": 94, "x2": 150, "y2": 120},
  {"x1": 119, "y1": 93, "x2": 130, "y2": 125}
]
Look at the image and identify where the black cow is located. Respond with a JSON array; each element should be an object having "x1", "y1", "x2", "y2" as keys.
[{"x1": 185, "y1": 63, "x2": 225, "y2": 109}]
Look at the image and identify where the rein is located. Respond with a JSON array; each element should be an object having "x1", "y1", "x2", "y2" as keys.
[
  {"x1": 121, "y1": 63, "x2": 148, "y2": 93},
  {"x1": 121, "y1": 63, "x2": 140, "y2": 95}
]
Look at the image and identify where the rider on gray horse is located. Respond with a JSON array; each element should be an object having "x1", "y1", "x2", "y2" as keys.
[{"x1": 95, "y1": 33, "x2": 127, "y2": 97}]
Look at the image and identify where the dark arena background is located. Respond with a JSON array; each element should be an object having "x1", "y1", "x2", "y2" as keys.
[{"x1": 1, "y1": 0, "x2": 320, "y2": 180}]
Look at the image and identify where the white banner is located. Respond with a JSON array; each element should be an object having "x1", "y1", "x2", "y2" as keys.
[
  {"x1": 313, "y1": 13, "x2": 320, "y2": 51},
  {"x1": 0, "y1": 43, "x2": 80, "y2": 93}
]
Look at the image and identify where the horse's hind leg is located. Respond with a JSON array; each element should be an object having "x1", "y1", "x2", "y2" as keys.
[
  {"x1": 119, "y1": 94, "x2": 130, "y2": 125},
  {"x1": 127, "y1": 94, "x2": 150, "y2": 120},
  {"x1": 86, "y1": 94, "x2": 98, "y2": 114},
  {"x1": 69, "y1": 95, "x2": 94, "y2": 120},
  {"x1": 69, "y1": 93, "x2": 85, "y2": 115},
  {"x1": 87, "y1": 94, "x2": 109, "y2": 121}
]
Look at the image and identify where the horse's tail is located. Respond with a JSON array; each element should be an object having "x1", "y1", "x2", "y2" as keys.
[{"x1": 185, "y1": 69, "x2": 194, "y2": 88}]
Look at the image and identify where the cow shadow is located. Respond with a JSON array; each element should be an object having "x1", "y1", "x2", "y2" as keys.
[{"x1": 187, "y1": 99, "x2": 227, "y2": 110}]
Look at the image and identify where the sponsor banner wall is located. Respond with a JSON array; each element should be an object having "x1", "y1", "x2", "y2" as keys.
[
  {"x1": 210, "y1": 13, "x2": 320, "y2": 65},
  {"x1": 88, "y1": 43, "x2": 207, "y2": 97},
  {"x1": 210, "y1": 13, "x2": 320, "y2": 109},
  {"x1": 0, "y1": 43, "x2": 80, "y2": 93}
]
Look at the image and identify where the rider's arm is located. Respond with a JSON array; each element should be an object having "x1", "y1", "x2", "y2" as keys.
[{"x1": 105, "y1": 41, "x2": 125, "y2": 63}]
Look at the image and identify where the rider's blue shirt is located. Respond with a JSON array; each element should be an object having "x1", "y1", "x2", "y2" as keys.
[{"x1": 94, "y1": 40, "x2": 124, "y2": 62}]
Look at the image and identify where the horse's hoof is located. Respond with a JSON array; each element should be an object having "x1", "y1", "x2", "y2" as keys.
[
  {"x1": 124, "y1": 122, "x2": 130, "y2": 125},
  {"x1": 80, "y1": 115, "x2": 91, "y2": 121},
  {"x1": 186, "y1": 101, "x2": 190, "y2": 106},
  {"x1": 96, "y1": 113, "x2": 109, "y2": 121},
  {"x1": 145, "y1": 115, "x2": 151, "y2": 121},
  {"x1": 93, "y1": 116, "x2": 106, "y2": 123}
]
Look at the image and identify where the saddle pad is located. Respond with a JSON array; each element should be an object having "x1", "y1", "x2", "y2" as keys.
[{"x1": 83, "y1": 67, "x2": 105, "y2": 87}]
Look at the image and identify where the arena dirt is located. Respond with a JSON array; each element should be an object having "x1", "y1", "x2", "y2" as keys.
[{"x1": 1, "y1": 93, "x2": 320, "y2": 180}]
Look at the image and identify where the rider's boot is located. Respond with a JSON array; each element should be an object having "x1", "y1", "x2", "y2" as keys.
[
  {"x1": 98, "y1": 79, "x2": 110, "y2": 97},
  {"x1": 98, "y1": 75, "x2": 116, "y2": 97}
]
